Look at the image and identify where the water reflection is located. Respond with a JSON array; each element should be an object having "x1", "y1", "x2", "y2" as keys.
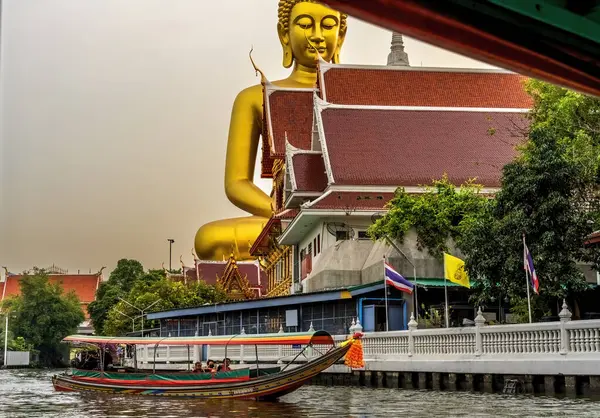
[{"x1": 2, "y1": 369, "x2": 600, "y2": 417}]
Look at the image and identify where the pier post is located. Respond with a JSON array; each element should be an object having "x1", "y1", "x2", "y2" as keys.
[
  {"x1": 464, "y1": 374, "x2": 474, "y2": 391},
  {"x1": 544, "y1": 376, "x2": 555, "y2": 396},
  {"x1": 559, "y1": 300, "x2": 572, "y2": 355},
  {"x1": 386, "y1": 372, "x2": 399, "y2": 388},
  {"x1": 590, "y1": 376, "x2": 600, "y2": 394},
  {"x1": 483, "y1": 374, "x2": 493, "y2": 392},
  {"x1": 418, "y1": 373, "x2": 427, "y2": 390},
  {"x1": 523, "y1": 375, "x2": 534, "y2": 394},
  {"x1": 373, "y1": 371, "x2": 383, "y2": 387},
  {"x1": 364, "y1": 371, "x2": 373, "y2": 387},
  {"x1": 447, "y1": 373, "x2": 457, "y2": 391},
  {"x1": 404, "y1": 372, "x2": 414, "y2": 389},
  {"x1": 565, "y1": 376, "x2": 576, "y2": 396},
  {"x1": 432, "y1": 373, "x2": 441, "y2": 390}
]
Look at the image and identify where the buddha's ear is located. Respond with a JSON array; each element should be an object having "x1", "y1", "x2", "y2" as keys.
[
  {"x1": 332, "y1": 26, "x2": 347, "y2": 64},
  {"x1": 277, "y1": 22, "x2": 293, "y2": 68}
]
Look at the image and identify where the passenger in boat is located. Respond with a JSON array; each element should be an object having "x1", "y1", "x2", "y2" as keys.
[
  {"x1": 103, "y1": 349, "x2": 113, "y2": 370},
  {"x1": 204, "y1": 360, "x2": 216, "y2": 372},
  {"x1": 193, "y1": 362, "x2": 203, "y2": 373},
  {"x1": 217, "y1": 358, "x2": 231, "y2": 372}
]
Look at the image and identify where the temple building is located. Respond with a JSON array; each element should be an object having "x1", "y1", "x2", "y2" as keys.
[
  {"x1": 0, "y1": 265, "x2": 105, "y2": 334},
  {"x1": 151, "y1": 33, "x2": 536, "y2": 335},
  {"x1": 166, "y1": 252, "x2": 265, "y2": 300}
]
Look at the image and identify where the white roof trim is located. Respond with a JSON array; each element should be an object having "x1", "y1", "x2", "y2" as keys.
[
  {"x1": 265, "y1": 83, "x2": 316, "y2": 94},
  {"x1": 317, "y1": 103, "x2": 530, "y2": 113},
  {"x1": 313, "y1": 94, "x2": 336, "y2": 185},
  {"x1": 284, "y1": 191, "x2": 321, "y2": 209},
  {"x1": 326, "y1": 185, "x2": 501, "y2": 194},
  {"x1": 318, "y1": 57, "x2": 329, "y2": 102},
  {"x1": 285, "y1": 139, "x2": 299, "y2": 192},
  {"x1": 264, "y1": 82, "x2": 276, "y2": 156},
  {"x1": 301, "y1": 188, "x2": 333, "y2": 209},
  {"x1": 318, "y1": 60, "x2": 513, "y2": 74}
]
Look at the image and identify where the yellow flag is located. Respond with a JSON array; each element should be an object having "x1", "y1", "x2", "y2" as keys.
[{"x1": 444, "y1": 253, "x2": 470, "y2": 288}]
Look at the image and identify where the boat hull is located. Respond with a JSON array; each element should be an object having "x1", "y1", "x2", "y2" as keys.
[{"x1": 52, "y1": 344, "x2": 350, "y2": 400}]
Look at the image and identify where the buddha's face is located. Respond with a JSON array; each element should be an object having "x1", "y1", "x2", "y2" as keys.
[{"x1": 278, "y1": 1, "x2": 346, "y2": 68}]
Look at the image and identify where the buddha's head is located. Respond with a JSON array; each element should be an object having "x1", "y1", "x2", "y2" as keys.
[{"x1": 277, "y1": 0, "x2": 347, "y2": 68}]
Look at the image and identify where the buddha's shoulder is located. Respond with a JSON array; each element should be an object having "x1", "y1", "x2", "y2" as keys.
[{"x1": 235, "y1": 84, "x2": 264, "y2": 104}]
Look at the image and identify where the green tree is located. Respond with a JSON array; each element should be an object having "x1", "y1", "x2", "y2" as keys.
[
  {"x1": 103, "y1": 275, "x2": 227, "y2": 336},
  {"x1": 88, "y1": 259, "x2": 144, "y2": 333},
  {"x1": 459, "y1": 81, "x2": 600, "y2": 317},
  {"x1": 2, "y1": 269, "x2": 84, "y2": 366},
  {"x1": 368, "y1": 175, "x2": 489, "y2": 257}
]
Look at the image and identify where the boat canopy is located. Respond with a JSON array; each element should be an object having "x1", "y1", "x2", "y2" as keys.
[{"x1": 62, "y1": 330, "x2": 335, "y2": 347}]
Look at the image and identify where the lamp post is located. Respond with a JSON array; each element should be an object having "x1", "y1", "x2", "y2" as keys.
[
  {"x1": 118, "y1": 298, "x2": 161, "y2": 337},
  {"x1": 3, "y1": 314, "x2": 8, "y2": 368},
  {"x1": 167, "y1": 239, "x2": 175, "y2": 271},
  {"x1": 115, "y1": 309, "x2": 142, "y2": 333}
]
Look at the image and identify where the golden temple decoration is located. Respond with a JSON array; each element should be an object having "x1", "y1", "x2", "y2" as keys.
[{"x1": 216, "y1": 254, "x2": 256, "y2": 301}]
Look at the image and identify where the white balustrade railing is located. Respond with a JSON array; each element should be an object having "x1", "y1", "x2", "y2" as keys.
[{"x1": 128, "y1": 300, "x2": 600, "y2": 370}]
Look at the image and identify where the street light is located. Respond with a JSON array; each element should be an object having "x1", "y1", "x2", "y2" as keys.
[
  {"x1": 115, "y1": 309, "x2": 142, "y2": 333},
  {"x1": 3, "y1": 313, "x2": 8, "y2": 368},
  {"x1": 167, "y1": 239, "x2": 175, "y2": 271},
  {"x1": 118, "y1": 298, "x2": 161, "y2": 337}
]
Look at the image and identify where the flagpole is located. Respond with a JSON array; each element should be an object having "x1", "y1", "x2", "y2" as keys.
[
  {"x1": 444, "y1": 256, "x2": 450, "y2": 328},
  {"x1": 383, "y1": 256, "x2": 389, "y2": 332},
  {"x1": 523, "y1": 235, "x2": 533, "y2": 324}
]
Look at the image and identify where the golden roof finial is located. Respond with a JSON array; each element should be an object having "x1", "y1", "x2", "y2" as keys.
[{"x1": 249, "y1": 46, "x2": 267, "y2": 85}]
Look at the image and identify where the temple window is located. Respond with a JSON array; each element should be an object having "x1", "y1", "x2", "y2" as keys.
[
  {"x1": 357, "y1": 231, "x2": 369, "y2": 240},
  {"x1": 336, "y1": 230, "x2": 349, "y2": 241}
]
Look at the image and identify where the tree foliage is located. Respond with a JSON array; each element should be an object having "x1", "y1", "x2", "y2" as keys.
[
  {"x1": 88, "y1": 259, "x2": 144, "y2": 333},
  {"x1": 1, "y1": 269, "x2": 84, "y2": 366},
  {"x1": 90, "y1": 259, "x2": 228, "y2": 336},
  {"x1": 368, "y1": 175, "x2": 489, "y2": 257},
  {"x1": 103, "y1": 276, "x2": 228, "y2": 336},
  {"x1": 459, "y1": 80, "x2": 600, "y2": 313}
]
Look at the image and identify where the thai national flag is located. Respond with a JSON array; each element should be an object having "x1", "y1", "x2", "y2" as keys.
[
  {"x1": 523, "y1": 241, "x2": 540, "y2": 294},
  {"x1": 384, "y1": 263, "x2": 414, "y2": 294}
]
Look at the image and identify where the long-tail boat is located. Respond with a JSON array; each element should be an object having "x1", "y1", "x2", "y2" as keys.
[{"x1": 52, "y1": 330, "x2": 364, "y2": 400}]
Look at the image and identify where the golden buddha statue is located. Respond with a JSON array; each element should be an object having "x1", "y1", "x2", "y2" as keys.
[{"x1": 194, "y1": 0, "x2": 347, "y2": 260}]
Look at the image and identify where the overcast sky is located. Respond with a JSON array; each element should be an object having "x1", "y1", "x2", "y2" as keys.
[{"x1": 0, "y1": 0, "x2": 495, "y2": 276}]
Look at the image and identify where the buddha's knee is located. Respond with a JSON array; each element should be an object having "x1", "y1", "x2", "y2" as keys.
[{"x1": 194, "y1": 221, "x2": 234, "y2": 260}]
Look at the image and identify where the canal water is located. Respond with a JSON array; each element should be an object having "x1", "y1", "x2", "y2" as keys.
[{"x1": 2, "y1": 369, "x2": 600, "y2": 417}]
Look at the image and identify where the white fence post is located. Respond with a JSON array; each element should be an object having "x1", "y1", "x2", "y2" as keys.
[
  {"x1": 206, "y1": 329, "x2": 212, "y2": 361},
  {"x1": 408, "y1": 313, "x2": 417, "y2": 357},
  {"x1": 277, "y1": 325, "x2": 284, "y2": 364},
  {"x1": 559, "y1": 299, "x2": 572, "y2": 355},
  {"x1": 475, "y1": 307, "x2": 485, "y2": 356},
  {"x1": 239, "y1": 327, "x2": 246, "y2": 364}
]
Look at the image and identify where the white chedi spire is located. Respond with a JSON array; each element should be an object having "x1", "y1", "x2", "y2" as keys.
[{"x1": 387, "y1": 32, "x2": 409, "y2": 66}]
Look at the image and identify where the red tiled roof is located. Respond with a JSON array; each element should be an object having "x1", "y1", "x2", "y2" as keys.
[
  {"x1": 321, "y1": 66, "x2": 533, "y2": 108},
  {"x1": 1, "y1": 274, "x2": 101, "y2": 319},
  {"x1": 1, "y1": 274, "x2": 100, "y2": 303},
  {"x1": 320, "y1": 108, "x2": 529, "y2": 187},
  {"x1": 309, "y1": 192, "x2": 395, "y2": 210},
  {"x1": 291, "y1": 153, "x2": 328, "y2": 192},
  {"x1": 249, "y1": 217, "x2": 280, "y2": 256},
  {"x1": 267, "y1": 90, "x2": 314, "y2": 157},
  {"x1": 196, "y1": 261, "x2": 264, "y2": 288}
]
